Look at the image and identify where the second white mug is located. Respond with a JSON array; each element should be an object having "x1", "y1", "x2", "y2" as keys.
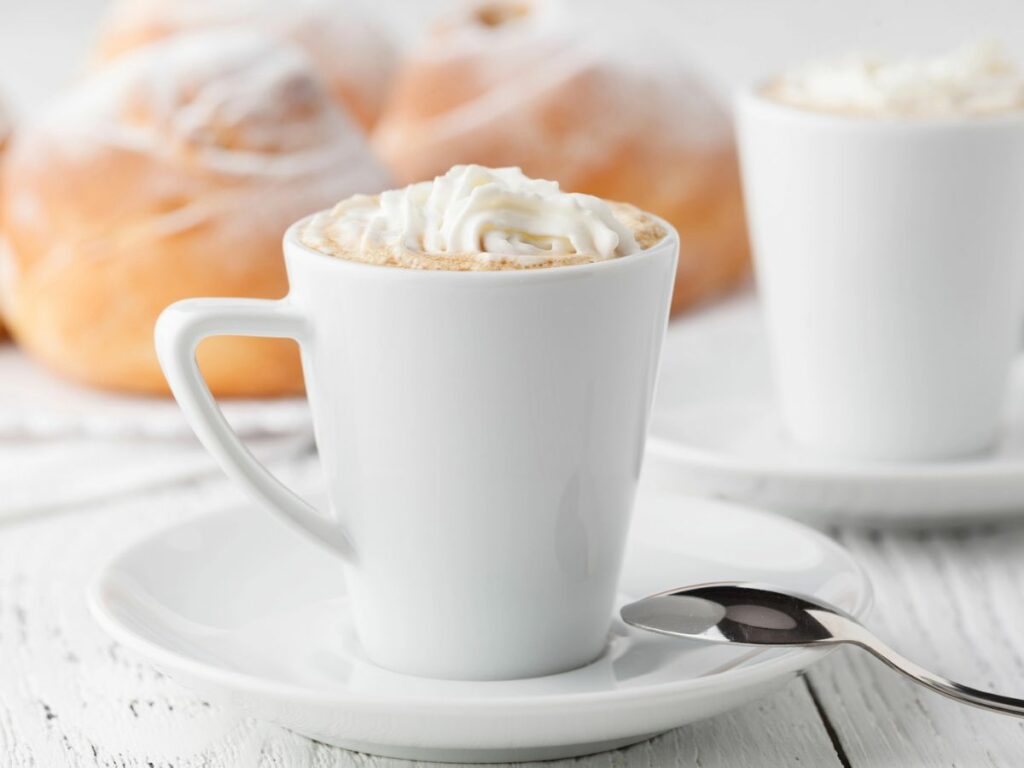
[{"x1": 738, "y1": 89, "x2": 1024, "y2": 461}]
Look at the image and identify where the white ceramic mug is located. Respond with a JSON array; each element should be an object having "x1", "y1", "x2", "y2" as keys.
[
  {"x1": 737, "y1": 89, "x2": 1024, "y2": 461},
  {"x1": 156, "y1": 214, "x2": 677, "y2": 680}
]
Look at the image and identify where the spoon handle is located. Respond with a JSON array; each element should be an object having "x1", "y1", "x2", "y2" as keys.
[{"x1": 811, "y1": 610, "x2": 1024, "y2": 717}]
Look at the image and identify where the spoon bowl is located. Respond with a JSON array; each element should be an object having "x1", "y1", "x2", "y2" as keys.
[
  {"x1": 622, "y1": 582, "x2": 1024, "y2": 718},
  {"x1": 621, "y1": 583, "x2": 843, "y2": 647}
]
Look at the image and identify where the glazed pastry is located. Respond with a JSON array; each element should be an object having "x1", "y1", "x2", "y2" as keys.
[
  {"x1": 372, "y1": 0, "x2": 750, "y2": 314},
  {"x1": 0, "y1": 31, "x2": 390, "y2": 396},
  {"x1": 0, "y1": 98, "x2": 10, "y2": 341},
  {"x1": 0, "y1": 97, "x2": 9, "y2": 156},
  {"x1": 93, "y1": 0, "x2": 394, "y2": 130}
]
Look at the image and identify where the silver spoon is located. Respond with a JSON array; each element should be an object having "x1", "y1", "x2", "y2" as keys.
[{"x1": 621, "y1": 582, "x2": 1024, "y2": 717}]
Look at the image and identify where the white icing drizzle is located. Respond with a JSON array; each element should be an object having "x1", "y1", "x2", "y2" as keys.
[
  {"x1": 373, "y1": 0, "x2": 732, "y2": 176},
  {"x1": 4, "y1": 29, "x2": 390, "y2": 255},
  {"x1": 98, "y1": 0, "x2": 394, "y2": 125},
  {"x1": 43, "y1": 30, "x2": 386, "y2": 181},
  {"x1": 305, "y1": 165, "x2": 640, "y2": 266}
]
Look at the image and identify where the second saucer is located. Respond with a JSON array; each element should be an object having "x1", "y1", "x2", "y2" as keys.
[{"x1": 647, "y1": 295, "x2": 1024, "y2": 526}]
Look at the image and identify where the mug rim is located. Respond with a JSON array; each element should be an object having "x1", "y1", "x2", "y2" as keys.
[
  {"x1": 736, "y1": 81, "x2": 1024, "y2": 131},
  {"x1": 282, "y1": 211, "x2": 679, "y2": 282}
]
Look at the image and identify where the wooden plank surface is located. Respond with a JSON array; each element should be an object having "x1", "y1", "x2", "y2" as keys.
[
  {"x1": 805, "y1": 526, "x2": 1024, "y2": 767},
  {"x1": 0, "y1": 459, "x2": 849, "y2": 768},
  {"x1": 4, "y1": 456, "x2": 1024, "y2": 766}
]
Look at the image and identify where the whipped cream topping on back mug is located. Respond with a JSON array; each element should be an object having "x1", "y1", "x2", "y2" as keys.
[
  {"x1": 766, "y1": 41, "x2": 1024, "y2": 117},
  {"x1": 302, "y1": 165, "x2": 665, "y2": 270}
]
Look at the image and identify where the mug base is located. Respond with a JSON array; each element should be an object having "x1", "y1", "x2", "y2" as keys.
[{"x1": 360, "y1": 634, "x2": 610, "y2": 681}]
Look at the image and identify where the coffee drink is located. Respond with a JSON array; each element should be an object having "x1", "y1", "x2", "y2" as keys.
[
  {"x1": 764, "y1": 41, "x2": 1024, "y2": 118},
  {"x1": 738, "y1": 45, "x2": 1024, "y2": 461},
  {"x1": 301, "y1": 164, "x2": 666, "y2": 271},
  {"x1": 158, "y1": 163, "x2": 679, "y2": 679}
]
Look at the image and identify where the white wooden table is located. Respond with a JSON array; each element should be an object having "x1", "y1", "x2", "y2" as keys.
[
  {"x1": 4, "y1": 415, "x2": 1024, "y2": 767},
  {"x1": 6, "y1": 2, "x2": 1024, "y2": 764}
]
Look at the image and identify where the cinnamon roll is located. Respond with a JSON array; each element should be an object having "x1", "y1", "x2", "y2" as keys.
[
  {"x1": 373, "y1": 0, "x2": 750, "y2": 313},
  {"x1": 1, "y1": 31, "x2": 391, "y2": 395}
]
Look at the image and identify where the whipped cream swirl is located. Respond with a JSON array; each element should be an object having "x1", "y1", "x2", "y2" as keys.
[
  {"x1": 304, "y1": 165, "x2": 640, "y2": 267},
  {"x1": 769, "y1": 42, "x2": 1024, "y2": 117}
]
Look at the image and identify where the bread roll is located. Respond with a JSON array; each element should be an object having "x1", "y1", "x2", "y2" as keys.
[
  {"x1": 373, "y1": 0, "x2": 750, "y2": 314},
  {"x1": 93, "y1": 0, "x2": 395, "y2": 131},
  {"x1": 1, "y1": 31, "x2": 390, "y2": 396},
  {"x1": 0, "y1": 99, "x2": 9, "y2": 156},
  {"x1": 0, "y1": 99, "x2": 10, "y2": 341}
]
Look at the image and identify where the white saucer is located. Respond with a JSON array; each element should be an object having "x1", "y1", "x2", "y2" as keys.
[
  {"x1": 89, "y1": 490, "x2": 870, "y2": 763},
  {"x1": 648, "y1": 295, "x2": 1024, "y2": 525}
]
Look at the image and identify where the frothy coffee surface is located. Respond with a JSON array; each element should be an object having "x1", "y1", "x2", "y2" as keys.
[
  {"x1": 301, "y1": 165, "x2": 666, "y2": 270},
  {"x1": 766, "y1": 41, "x2": 1024, "y2": 117}
]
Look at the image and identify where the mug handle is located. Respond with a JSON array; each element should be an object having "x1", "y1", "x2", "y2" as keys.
[{"x1": 155, "y1": 298, "x2": 353, "y2": 557}]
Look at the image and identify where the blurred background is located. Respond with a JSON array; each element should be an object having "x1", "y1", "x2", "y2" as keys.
[
  {"x1": 3, "y1": 0, "x2": 1023, "y2": 111},
  {"x1": 0, "y1": 0, "x2": 1021, "y2": 407}
]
